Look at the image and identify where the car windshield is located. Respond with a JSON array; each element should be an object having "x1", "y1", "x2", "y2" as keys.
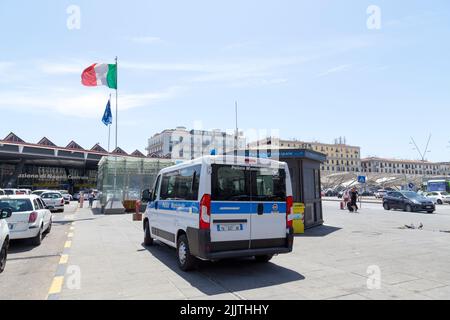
[
  {"x1": 441, "y1": 192, "x2": 449, "y2": 196},
  {"x1": 4, "y1": 190, "x2": 15, "y2": 195},
  {"x1": 0, "y1": 199, "x2": 33, "y2": 212}
]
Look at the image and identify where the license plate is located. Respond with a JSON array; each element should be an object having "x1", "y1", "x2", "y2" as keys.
[
  {"x1": 426, "y1": 206, "x2": 433, "y2": 209},
  {"x1": 8, "y1": 224, "x2": 13, "y2": 230},
  {"x1": 217, "y1": 224, "x2": 243, "y2": 232}
]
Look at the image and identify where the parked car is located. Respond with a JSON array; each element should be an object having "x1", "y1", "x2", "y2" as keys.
[
  {"x1": 73, "y1": 192, "x2": 89, "y2": 202},
  {"x1": 0, "y1": 189, "x2": 5, "y2": 196},
  {"x1": 32, "y1": 190, "x2": 49, "y2": 196},
  {"x1": 40, "y1": 191, "x2": 65, "y2": 213},
  {"x1": 3, "y1": 189, "x2": 21, "y2": 196},
  {"x1": 0, "y1": 207, "x2": 12, "y2": 273},
  {"x1": 375, "y1": 189, "x2": 387, "y2": 199},
  {"x1": 59, "y1": 191, "x2": 73, "y2": 204},
  {"x1": 425, "y1": 191, "x2": 450, "y2": 205},
  {"x1": 383, "y1": 191, "x2": 435, "y2": 214},
  {"x1": 0, "y1": 195, "x2": 53, "y2": 246}
]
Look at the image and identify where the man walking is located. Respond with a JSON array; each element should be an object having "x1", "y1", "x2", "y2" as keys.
[
  {"x1": 88, "y1": 191, "x2": 95, "y2": 208},
  {"x1": 350, "y1": 187, "x2": 359, "y2": 213}
]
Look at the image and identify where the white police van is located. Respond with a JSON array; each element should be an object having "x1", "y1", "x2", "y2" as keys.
[{"x1": 142, "y1": 156, "x2": 294, "y2": 271}]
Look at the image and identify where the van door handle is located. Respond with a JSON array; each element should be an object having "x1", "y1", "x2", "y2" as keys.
[{"x1": 257, "y1": 203, "x2": 264, "y2": 215}]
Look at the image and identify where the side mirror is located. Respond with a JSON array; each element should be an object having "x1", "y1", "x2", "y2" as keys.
[
  {"x1": 0, "y1": 208, "x2": 12, "y2": 219},
  {"x1": 142, "y1": 189, "x2": 153, "y2": 202}
]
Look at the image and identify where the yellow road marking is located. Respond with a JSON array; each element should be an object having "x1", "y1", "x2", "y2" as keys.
[
  {"x1": 59, "y1": 254, "x2": 69, "y2": 264},
  {"x1": 67, "y1": 232, "x2": 74, "y2": 238},
  {"x1": 64, "y1": 241, "x2": 72, "y2": 248},
  {"x1": 48, "y1": 276, "x2": 64, "y2": 295}
]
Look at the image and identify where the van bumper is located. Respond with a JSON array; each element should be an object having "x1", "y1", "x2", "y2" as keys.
[{"x1": 187, "y1": 227, "x2": 294, "y2": 260}]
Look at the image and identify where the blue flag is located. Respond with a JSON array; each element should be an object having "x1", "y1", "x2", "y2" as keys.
[{"x1": 102, "y1": 99, "x2": 113, "y2": 126}]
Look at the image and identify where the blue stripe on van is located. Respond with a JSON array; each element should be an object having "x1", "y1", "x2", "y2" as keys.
[
  {"x1": 148, "y1": 200, "x2": 200, "y2": 214},
  {"x1": 148, "y1": 200, "x2": 286, "y2": 215}
]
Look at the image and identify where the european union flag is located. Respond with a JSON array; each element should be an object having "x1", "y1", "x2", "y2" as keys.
[{"x1": 102, "y1": 99, "x2": 113, "y2": 126}]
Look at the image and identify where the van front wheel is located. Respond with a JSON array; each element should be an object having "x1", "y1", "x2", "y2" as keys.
[
  {"x1": 177, "y1": 234, "x2": 196, "y2": 271},
  {"x1": 144, "y1": 221, "x2": 153, "y2": 246},
  {"x1": 255, "y1": 255, "x2": 273, "y2": 263}
]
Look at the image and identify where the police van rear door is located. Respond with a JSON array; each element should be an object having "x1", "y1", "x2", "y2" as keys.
[
  {"x1": 249, "y1": 166, "x2": 287, "y2": 248},
  {"x1": 210, "y1": 164, "x2": 251, "y2": 251}
]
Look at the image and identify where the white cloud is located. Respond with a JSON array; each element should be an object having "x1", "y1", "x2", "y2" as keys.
[
  {"x1": 317, "y1": 64, "x2": 352, "y2": 77},
  {"x1": 0, "y1": 86, "x2": 183, "y2": 118},
  {"x1": 130, "y1": 36, "x2": 162, "y2": 44}
]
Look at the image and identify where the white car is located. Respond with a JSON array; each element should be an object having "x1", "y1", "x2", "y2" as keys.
[
  {"x1": 375, "y1": 189, "x2": 387, "y2": 199},
  {"x1": 426, "y1": 191, "x2": 450, "y2": 205},
  {"x1": 142, "y1": 156, "x2": 294, "y2": 271},
  {"x1": 0, "y1": 195, "x2": 53, "y2": 246},
  {"x1": 0, "y1": 207, "x2": 12, "y2": 273},
  {"x1": 40, "y1": 191, "x2": 65, "y2": 213}
]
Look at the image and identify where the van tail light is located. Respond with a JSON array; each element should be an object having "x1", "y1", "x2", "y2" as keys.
[
  {"x1": 286, "y1": 196, "x2": 293, "y2": 228},
  {"x1": 61, "y1": 198, "x2": 64, "y2": 205},
  {"x1": 199, "y1": 194, "x2": 211, "y2": 230},
  {"x1": 29, "y1": 212, "x2": 38, "y2": 223}
]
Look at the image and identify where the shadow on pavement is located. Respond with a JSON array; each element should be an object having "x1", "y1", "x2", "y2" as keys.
[
  {"x1": 140, "y1": 242, "x2": 304, "y2": 295},
  {"x1": 8, "y1": 235, "x2": 50, "y2": 253},
  {"x1": 295, "y1": 225, "x2": 341, "y2": 238}
]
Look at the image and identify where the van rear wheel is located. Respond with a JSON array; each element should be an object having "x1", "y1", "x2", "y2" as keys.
[
  {"x1": 177, "y1": 234, "x2": 196, "y2": 271},
  {"x1": 255, "y1": 255, "x2": 273, "y2": 263}
]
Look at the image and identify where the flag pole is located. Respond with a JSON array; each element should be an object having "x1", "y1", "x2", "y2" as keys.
[
  {"x1": 108, "y1": 94, "x2": 111, "y2": 152},
  {"x1": 113, "y1": 57, "x2": 118, "y2": 199},
  {"x1": 115, "y1": 56, "x2": 118, "y2": 149}
]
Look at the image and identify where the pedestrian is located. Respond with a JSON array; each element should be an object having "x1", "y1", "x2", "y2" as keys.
[
  {"x1": 350, "y1": 187, "x2": 359, "y2": 213},
  {"x1": 343, "y1": 189, "x2": 350, "y2": 209},
  {"x1": 88, "y1": 191, "x2": 95, "y2": 208}
]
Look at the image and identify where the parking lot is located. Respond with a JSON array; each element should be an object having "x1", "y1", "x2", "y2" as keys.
[{"x1": 1, "y1": 200, "x2": 450, "y2": 300}]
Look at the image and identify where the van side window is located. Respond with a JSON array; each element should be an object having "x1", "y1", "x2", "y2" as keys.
[{"x1": 159, "y1": 165, "x2": 201, "y2": 201}]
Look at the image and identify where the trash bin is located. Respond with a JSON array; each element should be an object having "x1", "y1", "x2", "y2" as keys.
[{"x1": 293, "y1": 203, "x2": 305, "y2": 234}]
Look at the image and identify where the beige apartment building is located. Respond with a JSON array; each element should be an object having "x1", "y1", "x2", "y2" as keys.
[{"x1": 248, "y1": 137, "x2": 361, "y2": 175}]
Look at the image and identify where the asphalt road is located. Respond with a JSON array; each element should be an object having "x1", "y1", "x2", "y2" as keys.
[{"x1": 0, "y1": 202, "x2": 78, "y2": 300}]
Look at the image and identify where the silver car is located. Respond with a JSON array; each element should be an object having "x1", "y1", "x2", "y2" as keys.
[{"x1": 40, "y1": 191, "x2": 65, "y2": 213}]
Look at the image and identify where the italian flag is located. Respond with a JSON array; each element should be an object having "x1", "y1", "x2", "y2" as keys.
[{"x1": 81, "y1": 63, "x2": 117, "y2": 89}]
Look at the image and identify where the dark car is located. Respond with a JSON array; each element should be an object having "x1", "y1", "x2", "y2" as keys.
[{"x1": 383, "y1": 191, "x2": 435, "y2": 214}]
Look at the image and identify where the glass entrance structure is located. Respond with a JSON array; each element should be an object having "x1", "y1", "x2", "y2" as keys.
[{"x1": 97, "y1": 156, "x2": 174, "y2": 204}]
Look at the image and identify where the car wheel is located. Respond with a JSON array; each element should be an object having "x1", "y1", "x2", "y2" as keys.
[
  {"x1": 255, "y1": 255, "x2": 273, "y2": 263},
  {"x1": 383, "y1": 203, "x2": 390, "y2": 211},
  {"x1": 405, "y1": 204, "x2": 413, "y2": 212},
  {"x1": 177, "y1": 234, "x2": 196, "y2": 271},
  {"x1": 0, "y1": 239, "x2": 8, "y2": 273},
  {"x1": 31, "y1": 226, "x2": 43, "y2": 246},
  {"x1": 437, "y1": 200, "x2": 443, "y2": 205},
  {"x1": 143, "y1": 220, "x2": 153, "y2": 246},
  {"x1": 45, "y1": 218, "x2": 52, "y2": 234}
]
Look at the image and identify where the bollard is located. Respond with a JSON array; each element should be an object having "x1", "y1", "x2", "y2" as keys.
[
  {"x1": 133, "y1": 200, "x2": 142, "y2": 221},
  {"x1": 79, "y1": 195, "x2": 84, "y2": 208}
]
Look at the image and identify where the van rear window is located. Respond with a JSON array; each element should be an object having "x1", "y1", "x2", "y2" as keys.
[{"x1": 211, "y1": 165, "x2": 286, "y2": 202}]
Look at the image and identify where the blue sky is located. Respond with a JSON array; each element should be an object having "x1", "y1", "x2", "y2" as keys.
[{"x1": 0, "y1": 0, "x2": 449, "y2": 161}]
